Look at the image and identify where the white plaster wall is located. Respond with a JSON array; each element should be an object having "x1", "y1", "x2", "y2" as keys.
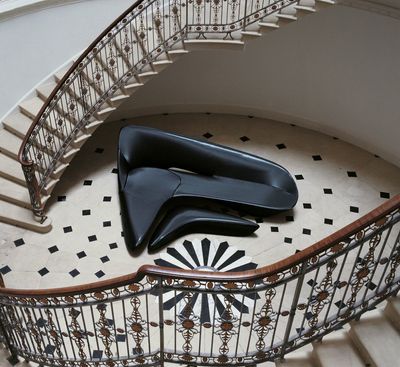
[
  {"x1": 0, "y1": 0, "x2": 132, "y2": 118},
  {"x1": 111, "y1": 5, "x2": 400, "y2": 167}
]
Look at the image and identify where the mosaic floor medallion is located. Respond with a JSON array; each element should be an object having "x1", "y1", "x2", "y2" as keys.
[{"x1": 154, "y1": 238, "x2": 258, "y2": 323}]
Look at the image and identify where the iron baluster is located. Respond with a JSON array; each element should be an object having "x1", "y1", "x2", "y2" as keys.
[{"x1": 279, "y1": 261, "x2": 307, "y2": 360}]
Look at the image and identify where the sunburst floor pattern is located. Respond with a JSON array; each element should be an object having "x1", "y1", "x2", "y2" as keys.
[{"x1": 154, "y1": 238, "x2": 259, "y2": 323}]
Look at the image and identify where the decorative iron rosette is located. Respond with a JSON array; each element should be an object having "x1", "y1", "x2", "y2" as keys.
[{"x1": 154, "y1": 238, "x2": 259, "y2": 323}]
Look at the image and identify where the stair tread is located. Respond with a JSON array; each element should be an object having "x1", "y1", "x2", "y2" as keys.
[
  {"x1": 19, "y1": 96, "x2": 44, "y2": 119},
  {"x1": 2, "y1": 112, "x2": 33, "y2": 138},
  {"x1": 276, "y1": 351, "x2": 313, "y2": 367},
  {"x1": 277, "y1": 14, "x2": 298, "y2": 20},
  {"x1": 294, "y1": 5, "x2": 316, "y2": 12},
  {"x1": 0, "y1": 176, "x2": 30, "y2": 207},
  {"x1": 259, "y1": 21, "x2": 280, "y2": 28},
  {"x1": 385, "y1": 296, "x2": 400, "y2": 331},
  {"x1": 37, "y1": 81, "x2": 58, "y2": 100},
  {"x1": 313, "y1": 330, "x2": 364, "y2": 367},
  {"x1": 0, "y1": 153, "x2": 25, "y2": 185},
  {"x1": 350, "y1": 309, "x2": 400, "y2": 367},
  {"x1": 0, "y1": 199, "x2": 51, "y2": 232},
  {"x1": 0, "y1": 129, "x2": 23, "y2": 158},
  {"x1": 241, "y1": 31, "x2": 262, "y2": 36}
]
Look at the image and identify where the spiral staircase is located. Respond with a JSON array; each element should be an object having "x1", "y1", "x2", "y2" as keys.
[
  {"x1": 0, "y1": 0, "x2": 336, "y2": 232},
  {"x1": 0, "y1": 0, "x2": 399, "y2": 366}
]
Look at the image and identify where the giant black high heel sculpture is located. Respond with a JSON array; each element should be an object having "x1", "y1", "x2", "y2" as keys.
[{"x1": 118, "y1": 125, "x2": 298, "y2": 252}]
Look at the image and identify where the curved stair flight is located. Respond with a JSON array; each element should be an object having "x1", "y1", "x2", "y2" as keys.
[{"x1": 0, "y1": 0, "x2": 335, "y2": 232}]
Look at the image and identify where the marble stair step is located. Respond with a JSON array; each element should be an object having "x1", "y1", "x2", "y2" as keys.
[
  {"x1": 0, "y1": 129, "x2": 22, "y2": 159},
  {"x1": 384, "y1": 296, "x2": 400, "y2": 331},
  {"x1": 2, "y1": 112, "x2": 33, "y2": 138},
  {"x1": 0, "y1": 176, "x2": 31, "y2": 208},
  {"x1": 349, "y1": 309, "x2": 400, "y2": 367},
  {"x1": 0, "y1": 199, "x2": 52, "y2": 233},
  {"x1": 0, "y1": 153, "x2": 25, "y2": 186},
  {"x1": 275, "y1": 350, "x2": 315, "y2": 367},
  {"x1": 312, "y1": 330, "x2": 365, "y2": 367}
]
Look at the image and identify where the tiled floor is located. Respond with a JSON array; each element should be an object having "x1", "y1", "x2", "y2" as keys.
[{"x1": 0, "y1": 113, "x2": 399, "y2": 290}]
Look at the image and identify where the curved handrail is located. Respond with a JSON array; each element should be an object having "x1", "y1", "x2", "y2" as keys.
[
  {"x1": 0, "y1": 196, "x2": 398, "y2": 366},
  {"x1": 17, "y1": 0, "x2": 300, "y2": 219},
  {"x1": 17, "y1": 0, "x2": 145, "y2": 168},
  {"x1": 1, "y1": 194, "x2": 398, "y2": 297}
]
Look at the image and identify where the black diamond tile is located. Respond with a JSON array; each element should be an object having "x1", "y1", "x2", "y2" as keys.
[
  {"x1": 248, "y1": 115, "x2": 254, "y2": 119},
  {"x1": 109, "y1": 243, "x2": 118, "y2": 249},
  {"x1": 255, "y1": 217, "x2": 263, "y2": 223},
  {"x1": 92, "y1": 350, "x2": 103, "y2": 359},
  {"x1": 38, "y1": 267, "x2": 49, "y2": 276},
  {"x1": 57, "y1": 196, "x2": 66, "y2": 202},
  {"x1": 14, "y1": 238, "x2": 25, "y2": 247},
  {"x1": 286, "y1": 216, "x2": 294, "y2": 222},
  {"x1": 324, "y1": 218, "x2": 333, "y2": 225},
  {"x1": 103, "y1": 221, "x2": 111, "y2": 227},
  {"x1": 295, "y1": 249, "x2": 301, "y2": 254},
  {"x1": 350, "y1": 206, "x2": 359, "y2": 213},
  {"x1": 121, "y1": 231, "x2": 124, "y2": 237},
  {"x1": 63, "y1": 226, "x2": 72, "y2": 233},
  {"x1": 111, "y1": 168, "x2": 118, "y2": 174},
  {"x1": 88, "y1": 235, "x2": 97, "y2": 242},
  {"x1": 240, "y1": 136, "x2": 250, "y2": 142},
  {"x1": 95, "y1": 270, "x2": 105, "y2": 278},
  {"x1": 323, "y1": 188, "x2": 333, "y2": 194},
  {"x1": 295, "y1": 174, "x2": 304, "y2": 180},
  {"x1": 276, "y1": 143, "x2": 286, "y2": 150},
  {"x1": 284, "y1": 237, "x2": 292, "y2": 244},
  {"x1": 380, "y1": 192, "x2": 390, "y2": 199},
  {"x1": 271, "y1": 226, "x2": 279, "y2": 233},
  {"x1": 366, "y1": 281, "x2": 377, "y2": 290},
  {"x1": 347, "y1": 171, "x2": 357, "y2": 177},
  {"x1": 77, "y1": 251, "x2": 87, "y2": 259},
  {"x1": 44, "y1": 344, "x2": 56, "y2": 355},
  {"x1": 332, "y1": 136, "x2": 339, "y2": 140},
  {"x1": 303, "y1": 228, "x2": 311, "y2": 235},
  {"x1": 69, "y1": 269, "x2": 80, "y2": 278},
  {"x1": 82, "y1": 209, "x2": 91, "y2": 216},
  {"x1": 36, "y1": 318, "x2": 46, "y2": 328},
  {"x1": 303, "y1": 203, "x2": 312, "y2": 209},
  {"x1": 312, "y1": 155, "x2": 322, "y2": 161},
  {"x1": 83, "y1": 180, "x2": 92, "y2": 186},
  {"x1": 103, "y1": 196, "x2": 112, "y2": 202},
  {"x1": 307, "y1": 279, "x2": 316, "y2": 286},
  {"x1": 48, "y1": 246, "x2": 59, "y2": 254},
  {"x1": 335, "y1": 300, "x2": 346, "y2": 309},
  {"x1": 305, "y1": 312, "x2": 313, "y2": 320},
  {"x1": 0, "y1": 266, "x2": 11, "y2": 275},
  {"x1": 95, "y1": 148, "x2": 104, "y2": 154},
  {"x1": 203, "y1": 132, "x2": 213, "y2": 139},
  {"x1": 100, "y1": 256, "x2": 110, "y2": 263},
  {"x1": 116, "y1": 334, "x2": 126, "y2": 342}
]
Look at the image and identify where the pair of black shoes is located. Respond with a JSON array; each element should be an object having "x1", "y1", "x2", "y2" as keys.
[{"x1": 118, "y1": 125, "x2": 298, "y2": 252}]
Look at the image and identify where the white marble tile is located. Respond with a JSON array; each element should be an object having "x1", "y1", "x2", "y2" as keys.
[{"x1": 0, "y1": 113, "x2": 399, "y2": 290}]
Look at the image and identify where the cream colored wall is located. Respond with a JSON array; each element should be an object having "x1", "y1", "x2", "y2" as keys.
[
  {"x1": 111, "y1": 5, "x2": 400, "y2": 167},
  {"x1": 0, "y1": 0, "x2": 132, "y2": 118}
]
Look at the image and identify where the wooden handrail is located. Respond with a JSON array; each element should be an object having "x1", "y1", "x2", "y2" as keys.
[
  {"x1": 0, "y1": 194, "x2": 398, "y2": 297},
  {"x1": 17, "y1": 0, "x2": 146, "y2": 167}
]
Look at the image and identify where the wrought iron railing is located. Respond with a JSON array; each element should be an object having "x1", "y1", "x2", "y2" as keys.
[
  {"x1": 0, "y1": 195, "x2": 399, "y2": 366},
  {"x1": 18, "y1": 0, "x2": 316, "y2": 220}
]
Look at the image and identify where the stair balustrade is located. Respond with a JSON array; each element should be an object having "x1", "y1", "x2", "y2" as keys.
[
  {"x1": 17, "y1": 0, "x2": 319, "y2": 221},
  {"x1": 0, "y1": 195, "x2": 398, "y2": 366}
]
